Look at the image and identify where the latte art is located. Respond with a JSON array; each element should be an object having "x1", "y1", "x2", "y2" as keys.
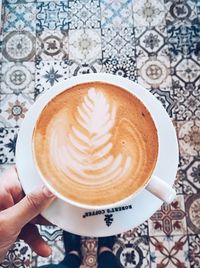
[
  {"x1": 51, "y1": 88, "x2": 132, "y2": 185},
  {"x1": 33, "y1": 82, "x2": 158, "y2": 206}
]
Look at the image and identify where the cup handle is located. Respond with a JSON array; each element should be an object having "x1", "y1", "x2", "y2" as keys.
[{"x1": 145, "y1": 175, "x2": 176, "y2": 203}]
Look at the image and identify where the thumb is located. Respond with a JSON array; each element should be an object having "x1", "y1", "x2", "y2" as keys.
[{"x1": 6, "y1": 185, "x2": 55, "y2": 230}]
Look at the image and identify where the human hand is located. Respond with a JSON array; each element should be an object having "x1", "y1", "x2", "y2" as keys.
[{"x1": 0, "y1": 167, "x2": 55, "y2": 262}]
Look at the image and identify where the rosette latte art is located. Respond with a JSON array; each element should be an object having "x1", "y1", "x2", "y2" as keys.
[
  {"x1": 33, "y1": 82, "x2": 158, "y2": 206},
  {"x1": 52, "y1": 88, "x2": 132, "y2": 185}
]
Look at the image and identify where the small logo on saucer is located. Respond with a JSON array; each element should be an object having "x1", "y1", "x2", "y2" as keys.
[
  {"x1": 82, "y1": 205, "x2": 133, "y2": 227},
  {"x1": 104, "y1": 214, "x2": 114, "y2": 227}
]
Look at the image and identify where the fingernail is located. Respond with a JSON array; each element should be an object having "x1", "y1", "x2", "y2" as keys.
[
  {"x1": 46, "y1": 246, "x2": 52, "y2": 256},
  {"x1": 43, "y1": 186, "x2": 55, "y2": 198}
]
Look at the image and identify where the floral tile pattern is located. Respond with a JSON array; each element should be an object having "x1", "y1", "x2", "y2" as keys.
[
  {"x1": 0, "y1": 127, "x2": 19, "y2": 165},
  {"x1": 172, "y1": 58, "x2": 200, "y2": 85},
  {"x1": 35, "y1": 60, "x2": 69, "y2": 98},
  {"x1": 173, "y1": 84, "x2": 200, "y2": 121},
  {"x1": 137, "y1": 56, "x2": 172, "y2": 89},
  {"x1": 36, "y1": 30, "x2": 68, "y2": 61},
  {"x1": 0, "y1": 93, "x2": 33, "y2": 127},
  {"x1": 177, "y1": 121, "x2": 200, "y2": 156},
  {"x1": 135, "y1": 26, "x2": 169, "y2": 58},
  {"x1": 68, "y1": 0, "x2": 101, "y2": 29},
  {"x1": 69, "y1": 29, "x2": 101, "y2": 61},
  {"x1": 0, "y1": 0, "x2": 200, "y2": 267},
  {"x1": 0, "y1": 240, "x2": 32, "y2": 268},
  {"x1": 4, "y1": 3, "x2": 36, "y2": 32},
  {"x1": 115, "y1": 236, "x2": 150, "y2": 267},
  {"x1": 101, "y1": 0, "x2": 133, "y2": 28},
  {"x1": 165, "y1": 0, "x2": 198, "y2": 26},
  {"x1": 132, "y1": 0, "x2": 166, "y2": 27},
  {"x1": 167, "y1": 23, "x2": 200, "y2": 66},
  {"x1": 102, "y1": 56, "x2": 137, "y2": 81},
  {"x1": 68, "y1": 59, "x2": 102, "y2": 77},
  {"x1": 185, "y1": 193, "x2": 200, "y2": 234},
  {"x1": 36, "y1": 1, "x2": 68, "y2": 32},
  {"x1": 1, "y1": 62, "x2": 35, "y2": 94},
  {"x1": 149, "y1": 235, "x2": 190, "y2": 268},
  {"x1": 148, "y1": 195, "x2": 187, "y2": 236},
  {"x1": 102, "y1": 27, "x2": 135, "y2": 58},
  {"x1": 2, "y1": 31, "x2": 36, "y2": 62},
  {"x1": 149, "y1": 87, "x2": 175, "y2": 118},
  {"x1": 177, "y1": 155, "x2": 200, "y2": 195},
  {"x1": 188, "y1": 234, "x2": 200, "y2": 268}
]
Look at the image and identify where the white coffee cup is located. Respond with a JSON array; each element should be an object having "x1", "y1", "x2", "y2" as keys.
[{"x1": 30, "y1": 74, "x2": 177, "y2": 210}]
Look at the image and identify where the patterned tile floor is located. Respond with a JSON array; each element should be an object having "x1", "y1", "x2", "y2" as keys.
[{"x1": 0, "y1": 0, "x2": 200, "y2": 267}]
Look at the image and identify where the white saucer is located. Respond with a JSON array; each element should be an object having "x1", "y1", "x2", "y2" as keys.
[{"x1": 16, "y1": 74, "x2": 179, "y2": 237}]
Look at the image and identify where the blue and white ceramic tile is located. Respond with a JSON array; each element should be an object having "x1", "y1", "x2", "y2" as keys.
[
  {"x1": 68, "y1": 59, "x2": 103, "y2": 77},
  {"x1": 149, "y1": 87, "x2": 175, "y2": 118},
  {"x1": 5, "y1": 0, "x2": 35, "y2": 3},
  {"x1": 177, "y1": 154, "x2": 200, "y2": 196},
  {"x1": 165, "y1": 0, "x2": 198, "y2": 26},
  {"x1": 38, "y1": 226, "x2": 63, "y2": 242},
  {"x1": 188, "y1": 234, "x2": 200, "y2": 268},
  {"x1": 102, "y1": 56, "x2": 137, "y2": 82},
  {"x1": 137, "y1": 55, "x2": 172, "y2": 89},
  {"x1": 101, "y1": 0, "x2": 133, "y2": 28},
  {"x1": 167, "y1": 23, "x2": 200, "y2": 67},
  {"x1": 1, "y1": 62, "x2": 35, "y2": 94},
  {"x1": 102, "y1": 27, "x2": 135, "y2": 58},
  {"x1": 135, "y1": 26, "x2": 169, "y2": 58},
  {"x1": 0, "y1": 31, "x2": 2, "y2": 63},
  {"x1": 132, "y1": 0, "x2": 166, "y2": 27},
  {"x1": 0, "y1": 127, "x2": 18, "y2": 165},
  {"x1": 36, "y1": 1, "x2": 69, "y2": 32},
  {"x1": 171, "y1": 58, "x2": 200, "y2": 89},
  {"x1": 35, "y1": 60, "x2": 69, "y2": 99},
  {"x1": 36, "y1": 30, "x2": 68, "y2": 61},
  {"x1": 69, "y1": 29, "x2": 101, "y2": 61},
  {"x1": 114, "y1": 236, "x2": 150, "y2": 267},
  {"x1": 0, "y1": 93, "x2": 33, "y2": 127},
  {"x1": 173, "y1": 85, "x2": 200, "y2": 121},
  {"x1": 197, "y1": 2, "x2": 200, "y2": 18},
  {"x1": 4, "y1": 3, "x2": 36, "y2": 32},
  {"x1": 2, "y1": 31, "x2": 36, "y2": 62},
  {"x1": 36, "y1": 0, "x2": 57, "y2": 2},
  {"x1": 68, "y1": 0, "x2": 101, "y2": 29}
]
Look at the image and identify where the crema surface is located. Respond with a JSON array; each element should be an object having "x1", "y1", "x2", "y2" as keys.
[{"x1": 33, "y1": 82, "x2": 158, "y2": 206}]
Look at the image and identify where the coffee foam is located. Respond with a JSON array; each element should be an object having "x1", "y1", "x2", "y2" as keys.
[
  {"x1": 51, "y1": 88, "x2": 132, "y2": 185},
  {"x1": 33, "y1": 82, "x2": 158, "y2": 206}
]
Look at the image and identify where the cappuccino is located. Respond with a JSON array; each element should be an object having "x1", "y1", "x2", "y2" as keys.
[{"x1": 33, "y1": 82, "x2": 158, "y2": 206}]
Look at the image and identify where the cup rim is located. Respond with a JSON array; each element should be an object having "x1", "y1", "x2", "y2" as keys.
[{"x1": 31, "y1": 73, "x2": 160, "y2": 210}]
